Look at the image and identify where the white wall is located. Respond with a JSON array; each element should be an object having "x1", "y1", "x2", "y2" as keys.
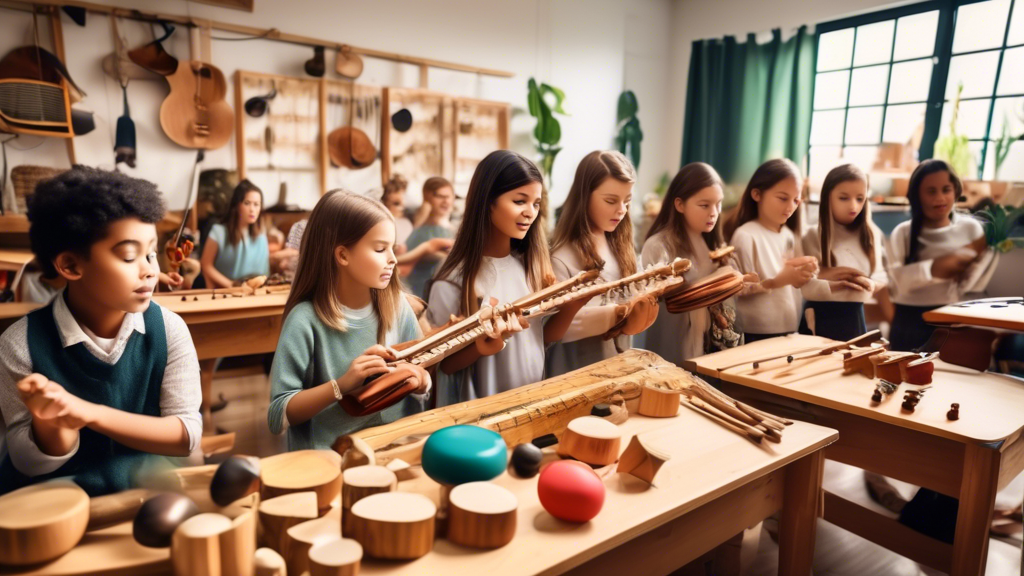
[
  {"x1": 667, "y1": 0, "x2": 916, "y2": 176},
  {"x1": 0, "y1": 0, "x2": 675, "y2": 215}
]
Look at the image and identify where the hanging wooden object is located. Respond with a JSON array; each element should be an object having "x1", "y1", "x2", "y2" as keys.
[
  {"x1": 556, "y1": 416, "x2": 622, "y2": 466},
  {"x1": 617, "y1": 435, "x2": 670, "y2": 485},
  {"x1": 159, "y1": 26, "x2": 234, "y2": 150},
  {"x1": 347, "y1": 492, "x2": 436, "y2": 560},
  {"x1": 260, "y1": 450, "x2": 342, "y2": 514},
  {"x1": 637, "y1": 386, "x2": 681, "y2": 417},
  {"x1": 0, "y1": 481, "x2": 89, "y2": 566}
]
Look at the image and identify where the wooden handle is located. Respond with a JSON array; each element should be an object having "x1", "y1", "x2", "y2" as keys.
[{"x1": 87, "y1": 489, "x2": 153, "y2": 532}]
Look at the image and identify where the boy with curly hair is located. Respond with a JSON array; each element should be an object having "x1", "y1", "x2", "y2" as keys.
[{"x1": 0, "y1": 166, "x2": 202, "y2": 496}]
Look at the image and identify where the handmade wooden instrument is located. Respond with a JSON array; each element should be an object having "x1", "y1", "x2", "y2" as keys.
[
  {"x1": 159, "y1": 27, "x2": 233, "y2": 150},
  {"x1": 339, "y1": 259, "x2": 692, "y2": 417},
  {"x1": 664, "y1": 266, "x2": 744, "y2": 314},
  {"x1": 719, "y1": 329, "x2": 886, "y2": 372}
]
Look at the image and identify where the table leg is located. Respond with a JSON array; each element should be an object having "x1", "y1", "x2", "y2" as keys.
[
  {"x1": 778, "y1": 449, "x2": 824, "y2": 576},
  {"x1": 950, "y1": 443, "x2": 1001, "y2": 576},
  {"x1": 199, "y1": 358, "x2": 217, "y2": 436}
]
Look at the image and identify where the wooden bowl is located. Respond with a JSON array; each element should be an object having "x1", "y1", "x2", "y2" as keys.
[
  {"x1": 261, "y1": 450, "x2": 342, "y2": 513},
  {"x1": 0, "y1": 481, "x2": 89, "y2": 566},
  {"x1": 556, "y1": 416, "x2": 621, "y2": 466}
]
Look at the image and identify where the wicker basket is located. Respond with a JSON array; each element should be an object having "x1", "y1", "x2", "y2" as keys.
[{"x1": 11, "y1": 165, "x2": 64, "y2": 214}]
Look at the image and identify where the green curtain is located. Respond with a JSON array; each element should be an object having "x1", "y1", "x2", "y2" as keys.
[{"x1": 681, "y1": 26, "x2": 816, "y2": 185}]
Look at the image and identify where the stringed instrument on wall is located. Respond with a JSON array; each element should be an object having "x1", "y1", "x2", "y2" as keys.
[
  {"x1": 339, "y1": 258, "x2": 693, "y2": 416},
  {"x1": 159, "y1": 25, "x2": 233, "y2": 150}
]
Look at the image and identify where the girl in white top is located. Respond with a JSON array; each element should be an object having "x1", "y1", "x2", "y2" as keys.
[
  {"x1": 799, "y1": 164, "x2": 887, "y2": 341},
  {"x1": 726, "y1": 159, "x2": 818, "y2": 343},
  {"x1": 641, "y1": 162, "x2": 750, "y2": 364},
  {"x1": 427, "y1": 151, "x2": 588, "y2": 405},
  {"x1": 886, "y1": 160, "x2": 991, "y2": 351},
  {"x1": 547, "y1": 151, "x2": 638, "y2": 377}
]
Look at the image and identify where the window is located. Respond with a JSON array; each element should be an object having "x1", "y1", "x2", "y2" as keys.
[{"x1": 812, "y1": 0, "x2": 1024, "y2": 183}]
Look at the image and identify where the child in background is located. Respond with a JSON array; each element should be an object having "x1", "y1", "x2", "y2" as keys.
[
  {"x1": 200, "y1": 180, "x2": 270, "y2": 288},
  {"x1": 381, "y1": 176, "x2": 414, "y2": 251},
  {"x1": 404, "y1": 177, "x2": 456, "y2": 298}
]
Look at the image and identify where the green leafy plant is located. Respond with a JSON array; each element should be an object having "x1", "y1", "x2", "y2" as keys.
[
  {"x1": 976, "y1": 204, "x2": 1024, "y2": 253},
  {"x1": 615, "y1": 90, "x2": 643, "y2": 169},
  {"x1": 992, "y1": 111, "x2": 1021, "y2": 181},
  {"x1": 526, "y1": 78, "x2": 568, "y2": 184},
  {"x1": 653, "y1": 172, "x2": 670, "y2": 198},
  {"x1": 933, "y1": 83, "x2": 974, "y2": 178}
]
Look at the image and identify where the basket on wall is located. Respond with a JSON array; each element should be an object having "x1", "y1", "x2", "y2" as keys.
[{"x1": 11, "y1": 165, "x2": 64, "y2": 214}]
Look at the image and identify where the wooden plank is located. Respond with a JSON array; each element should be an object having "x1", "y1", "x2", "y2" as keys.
[
  {"x1": 318, "y1": 78, "x2": 328, "y2": 195},
  {"x1": 823, "y1": 490, "x2": 952, "y2": 573},
  {"x1": 778, "y1": 450, "x2": 824, "y2": 576},
  {"x1": 950, "y1": 443, "x2": 1002, "y2": 576},
  {"x1": 47, "y1": 5, "x2": 75, "y2": 165},
  {"x1": 924, "y1": 298, "x2": 1024, "y2": 332},
  {"x1": 997, "y1": 432, "x2": 1024, "y2": 491},
  {"x1": 234, "y1": 70, "x2": 246, "y2": 182},
  {"x1": 563, "y1": 470, "x2": 785, "y2": 576},
  {"x1": 185, "y1": 314, "x2": 283, "y2": 360}
]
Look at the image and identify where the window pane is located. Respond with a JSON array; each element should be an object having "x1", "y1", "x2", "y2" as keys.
[
  {"x1": 845, "y1": 107, "x2": 884, "y2": 144},
  {"x1": 984, "y1": 141, "x2": 1024, "y2": 180},
  {"x1": 809, "y1": 146, "x2": 842, "y2": 182},
  {"x1": 849, "y1": 65, "x2": 890, "y2": 106},
  {"x1": 854, "y1": 20, "x2": 896, "y2": 66},
  {"x1": 967, "y1": 141, "x2": 984, "y2": 180},
  {"x1": 945, "y1": 52, "x2": 1000, "y2": 99},
  {"x1": 894, "y1": 11, "x2": 939, "y2": 60},
  {"x1": 818, "y1": 29, "x2": 855, "y2": 71},
  {"x1": 940, "y1": 98, "x2": 993, "y2": 139},
  {"x1": 997, "y1": 47, "x2": 1024, "y2": 95},
  {"x1": 989, "y1": 97, "x2": 1024, "y2": 141},
  {"x1": 842, "y1": 146, "x2": 881, "y2": 173},
  {"x1": 1009, "y1": 0, "x2": 1024, "y2": 45},
  {"x1": 883, "y1": 103, "x2": 927, "y2": 143},
  {"x1": 811, "y1": 110, "x2": 846, "y2": 145},
  {"x1": 952, "y1": 0, "x2": 1012, "y2": 54},
  {"x1": 888, "y1": 59, "x2": 933, "y2": 103},
  {"x1": 814, "y1": 70, "x2": 850, "y2": 109}
]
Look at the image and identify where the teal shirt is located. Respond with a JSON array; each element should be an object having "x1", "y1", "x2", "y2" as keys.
[
  {"x1": 206, "y1": 223, "x2": 270, "y2": 282},
  {"x1": 268, "y1": 298, "x2": 424, "y2": 451},
  {"x1": 404, "y1": 224, "x2": 453, "y2": 298}
]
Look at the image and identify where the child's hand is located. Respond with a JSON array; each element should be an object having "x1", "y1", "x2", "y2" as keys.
[
  {"x1": 426, "y1": 237, "x2": 454, "y2": 254},
  {"x1": 160, "y1": 272, "x2": 184, "y2": 289},
  {"x1": 932, "y1": 251, "x2": 976, "y2": 280},
  {"x1": 828, "y1": 279, "x2": 868, "y2": 293},
  {"x1": 477, "y1": 305, "x2": 530, "y2": 356},
  {"x1": 817, "y1": 266, "x2": 862, "y2": 282},
  {"x1": 774, "y1": 261, "x2": 815, "y2": 288},
  {"x1": 395, "y1": 362, "x2": 432, "y2": 395},
  {"x1": 741, "y1": 272, "x2": 760, "y2": 284},
  {"x1": 17, "y1": 374, "x2": 93, "y2": 430},
  {"x1": 338, "y1": 345, "x2": 397, "y2": 392}
]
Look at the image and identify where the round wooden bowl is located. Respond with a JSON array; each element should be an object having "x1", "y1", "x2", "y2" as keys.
[
  {"x1": 0, "y1": 481, "x2": 89, "y2": 566},
  {"x1": 261, "y1": 450, "x2": 342, "y2": 513},
  {"x1": 638, "y1": 386, "x2": 681, "y2": 418},
  {"x1": 348, "y1": 492, "x2": 436, "y2": 560},
  {"x1": 556, "y1": 416, "x2": 621, "y2": 466},
  {"x1": 308, "y1": 537, "x2": 363, "y2": 576},
  {"x1": 447, "y1": 482, "x2": 517, "y2": 549},
  {"x1": 422, "y1": 425, "x2": 508, "y2": 486}
]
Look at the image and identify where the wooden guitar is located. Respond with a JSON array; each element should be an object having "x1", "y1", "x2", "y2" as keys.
[{"x1": 159, "y1": 26, "x2": 233, "y2": 150}]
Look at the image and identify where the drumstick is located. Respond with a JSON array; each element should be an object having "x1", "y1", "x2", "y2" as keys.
[
  {"x1": 687, "y1": 385, "x2": 784, "y2": 441},
  {"x1": 682, "y1": 396, "x2": 764, "y2": 444}
]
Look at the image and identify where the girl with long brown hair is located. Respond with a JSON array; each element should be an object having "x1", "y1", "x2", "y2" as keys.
[
  {"x1": 798, "y1": 164, "x2": 886, "y2": 341},
  {"x1": 268, "y1": 191, "x2": 430, "y2": 450},
  {"x1": 426, "y1": 150, "x2": 588, "y2": 405},
  {"x1": 200, "y1": 179, "x2": 270, "y2": 289},
  {"x1": 546, "y1": 150, "x2": 638, "y2": 377}
]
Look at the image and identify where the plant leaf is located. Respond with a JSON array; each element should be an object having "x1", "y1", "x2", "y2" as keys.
[{"x1": 540, "y1": 83, "x2": 569, "y2": 115}]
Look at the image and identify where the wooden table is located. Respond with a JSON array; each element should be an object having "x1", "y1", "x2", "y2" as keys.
[
  {"x1": 923, "y1": 297, "x2": 1024, "y2": 332},
  {"x1": 688, "y1": 334, "x2": 1024, "y2": 576},
  {"x1": 2, "y1": 401, "x2": 837, "y2": 576}
]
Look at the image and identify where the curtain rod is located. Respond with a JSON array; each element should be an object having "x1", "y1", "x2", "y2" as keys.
[{"x1": 4, "y1": 0, "x2": 515, "y2": 78}]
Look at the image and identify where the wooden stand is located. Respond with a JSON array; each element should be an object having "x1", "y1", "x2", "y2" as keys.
[
  {"x1": 254, "y1": 547, "x2": 287, "y2": 576},
  {"x1": 170, "y1": 505, "x2": 257, "y2": 576},
  {"x1": 0, "y1": 481, "x2": 89, "y2": 566},
  {"x1": 347, "y1": 492, "x2": 436, "y2": 559},
  {"x1": 283, "y1": 514, "x2": 342, "y2": 576},
  {"x1": 342, "y1": 465, "x2": 397, "y2": 536},
  {"x1": 261, "y1": 450, "x2": 342, "y2": 514},
  {"x1": 617, "y1": 435, "x2": 671, "y2": 485},
  {"x1": 308, "y1": 537, "x2": 363, "y2": 576},
  {"x1": 259, "y1": 492, "x2": 319, "y2": 553},
  {"x1": 638, "y1": 386, "x2": 681, "y2": 418},
  {"x1": 842, "y1": 347, "x2": 886, "y2": 378},
  {"x1": 557, "y1": 416, "x2": 622, "y2": 466},
  {"x1": 447, "y1": 482, "x2": 518, "y2": 549}
]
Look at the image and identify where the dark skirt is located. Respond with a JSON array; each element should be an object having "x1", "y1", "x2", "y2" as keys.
[
  {"x1": 798, "y1": 301, "x2": 867, "y2": 342},
  {"x1": 743, "y1": 332, "x2": 792, "y2": 344},
  {"x1": 890, "y1": 304, "x2": 942, "y2": 352}
]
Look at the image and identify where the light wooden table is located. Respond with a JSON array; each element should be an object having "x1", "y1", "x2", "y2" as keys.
[
  {"x1": 1, "y1": 404, "x2": 837, "y2": 576},
  {"x1": 688, "y1": 334, "x2": 1024, "y2": 576},
  {"x1": 923, "y1": 297, "x2": 1024, "y2": 332}
]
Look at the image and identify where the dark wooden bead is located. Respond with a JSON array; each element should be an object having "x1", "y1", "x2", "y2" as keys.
[{"x1": 511, "y1": 443, "x2": 544, "y2": 478}]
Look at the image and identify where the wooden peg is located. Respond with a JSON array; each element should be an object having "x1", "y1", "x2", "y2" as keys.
[
  {"x1": 0, "y1": 481, "x2": 89, "y2": 566},
  {"x1": 348, "y1": 492, "x2": 436, "y2": 559},
  {"x1": 556, "y1": 416, "x2": 622, "y2": 466},
  {"x1": 254, "y1": 547, "x2": 287, "y2": 576},
  {"x1": 842, "y1": 346, "x2": 886, "y2": 378},
  {"x1": 873, "y1": 351, "x2": 918, "y2": 383},
  {"x1": 638, "y1": 386, "x2": 681, "y2": 418},
  {"x1": 261, "y1": 450, "x2": 342, "y2": 514},
  {"x1": 616, "y1": 435, "x2": 670, "y2": 485},
  {"x1": 947, "y1": 403, "x2": 960, "y2": 420},
  {"x1": 283, "y1": 514, "x2": 342, "y2": 576},
  {"x1": 171, "y1": 505, "x2": 256, "y2": 576},
  {"x1": 447, "y1": 482, "x2": 518, "y2": 549},
  {"x1": 308, "y1": 537, "x2": 362, "y2": 576},
  {"x1": 259, "y1": 492, "x2": 319, "y2": 554}
]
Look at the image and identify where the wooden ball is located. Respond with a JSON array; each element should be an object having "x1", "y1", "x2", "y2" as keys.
[
  {"x1": 342, "y1": 465, "x2": 397, "y2": 510},
  {"x1": 211, "y1": 455, "x2": 261, "y2": 507},
  {"x1": 0, "y1": 481, "x2": 89, "y2": 566},
  {"x1": 133, "y1": 492, "x2": 200, "y2": 548},
  {"x1": 448, "y1": 482, "x2": 517, "y2": 549},
  {"x1": 261, "y1": 450, "x2": 342, "y2": 513},
  {"x1": 556, "y1": 416, "x2": 621, "y2": 466},
  {"x1": 537, "y1": 460, "x2": 605, "y2": 522},
  {"x1": 510, "y1": 443, "x2": 543, "y2": 478},
  {"x1": 637, "y1": 386, "x2": 681, "y2": 417},
  {"x1": 422, "y1": 425, "x2": 508, "y2": 485},
  {"x1": 308, "y1": 537, "x2": 363, "y2": 576},
  {"x1": 348, "y1": 492, "x2": 436, "y2": 559}
]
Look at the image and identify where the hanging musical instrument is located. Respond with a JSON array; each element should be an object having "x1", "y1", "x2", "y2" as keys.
[{"x1": 159, "y1": 25, "x2": 234, "y2": 150}]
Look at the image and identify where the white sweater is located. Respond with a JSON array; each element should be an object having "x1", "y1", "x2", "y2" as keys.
[
  {"x1": 801, "y1": 222, "x2": 887, "y2": 302},
  {"x1": 886, "y1": 214, "x2": 992, "y2": 307},
  {"x1": 732, "y1": 220, "x2": 803, "y2": 334}
]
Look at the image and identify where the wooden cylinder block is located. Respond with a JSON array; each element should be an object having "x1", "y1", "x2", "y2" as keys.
[
  {"x1": 308, "y1": 537, "x2": 363, "y2": 576},
  {"x1": 261, "y1": 450, "x2": 342, "y2": 513},
  {"x1": 342, "y1": 466, "x2": 397, "y2": 510},
  {"x1": 259, "y1": 491, "x2": 319, "y2": 554},
  {"x1": 0, "y1": 481, "x2": 89, "y2": 566},
  {"x1": 170, "y1": 506, "x2": 256, "y2": 576},
  {"x1": 283, "y1": 514, "x2": 342, "y2": 576},
  {"x1": 447, "y1": 482, "x2": 517, "y2": 549},
  {"x1": 254, "y1": 547, "x2": 287, "y2": 576},
  {"x1": 348, "y1": 492, "x2": 436, "y2": 560},
  {"x1": 616, "y1": 435, "x2": 670, "y2": 485},
  {"x1": 556, "y1": 416, "x2": 621, "y2": 466},
  {"x1": 637, "y1": 386, "x2": 681, "y2": 418}
]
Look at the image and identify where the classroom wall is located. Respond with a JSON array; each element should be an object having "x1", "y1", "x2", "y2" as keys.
[{"x1": 0, "y1": 0, "x2": 675, "y2": 215}]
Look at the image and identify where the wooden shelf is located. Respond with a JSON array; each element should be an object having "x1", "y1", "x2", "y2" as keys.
[{"x1": 0, "y1": 215, "x2": 30, "y2": 234}]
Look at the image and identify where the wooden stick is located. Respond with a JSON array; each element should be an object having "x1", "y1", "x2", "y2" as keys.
[
  {"x1": 680, "y1": 397, "x2": 761, "y2": 444},
  {"x1": 685, "y1": 396, "x2": 765, "y2": 443},
  {"x1": 689, "y1": 377, "x2": 792, "y2": 427}
]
